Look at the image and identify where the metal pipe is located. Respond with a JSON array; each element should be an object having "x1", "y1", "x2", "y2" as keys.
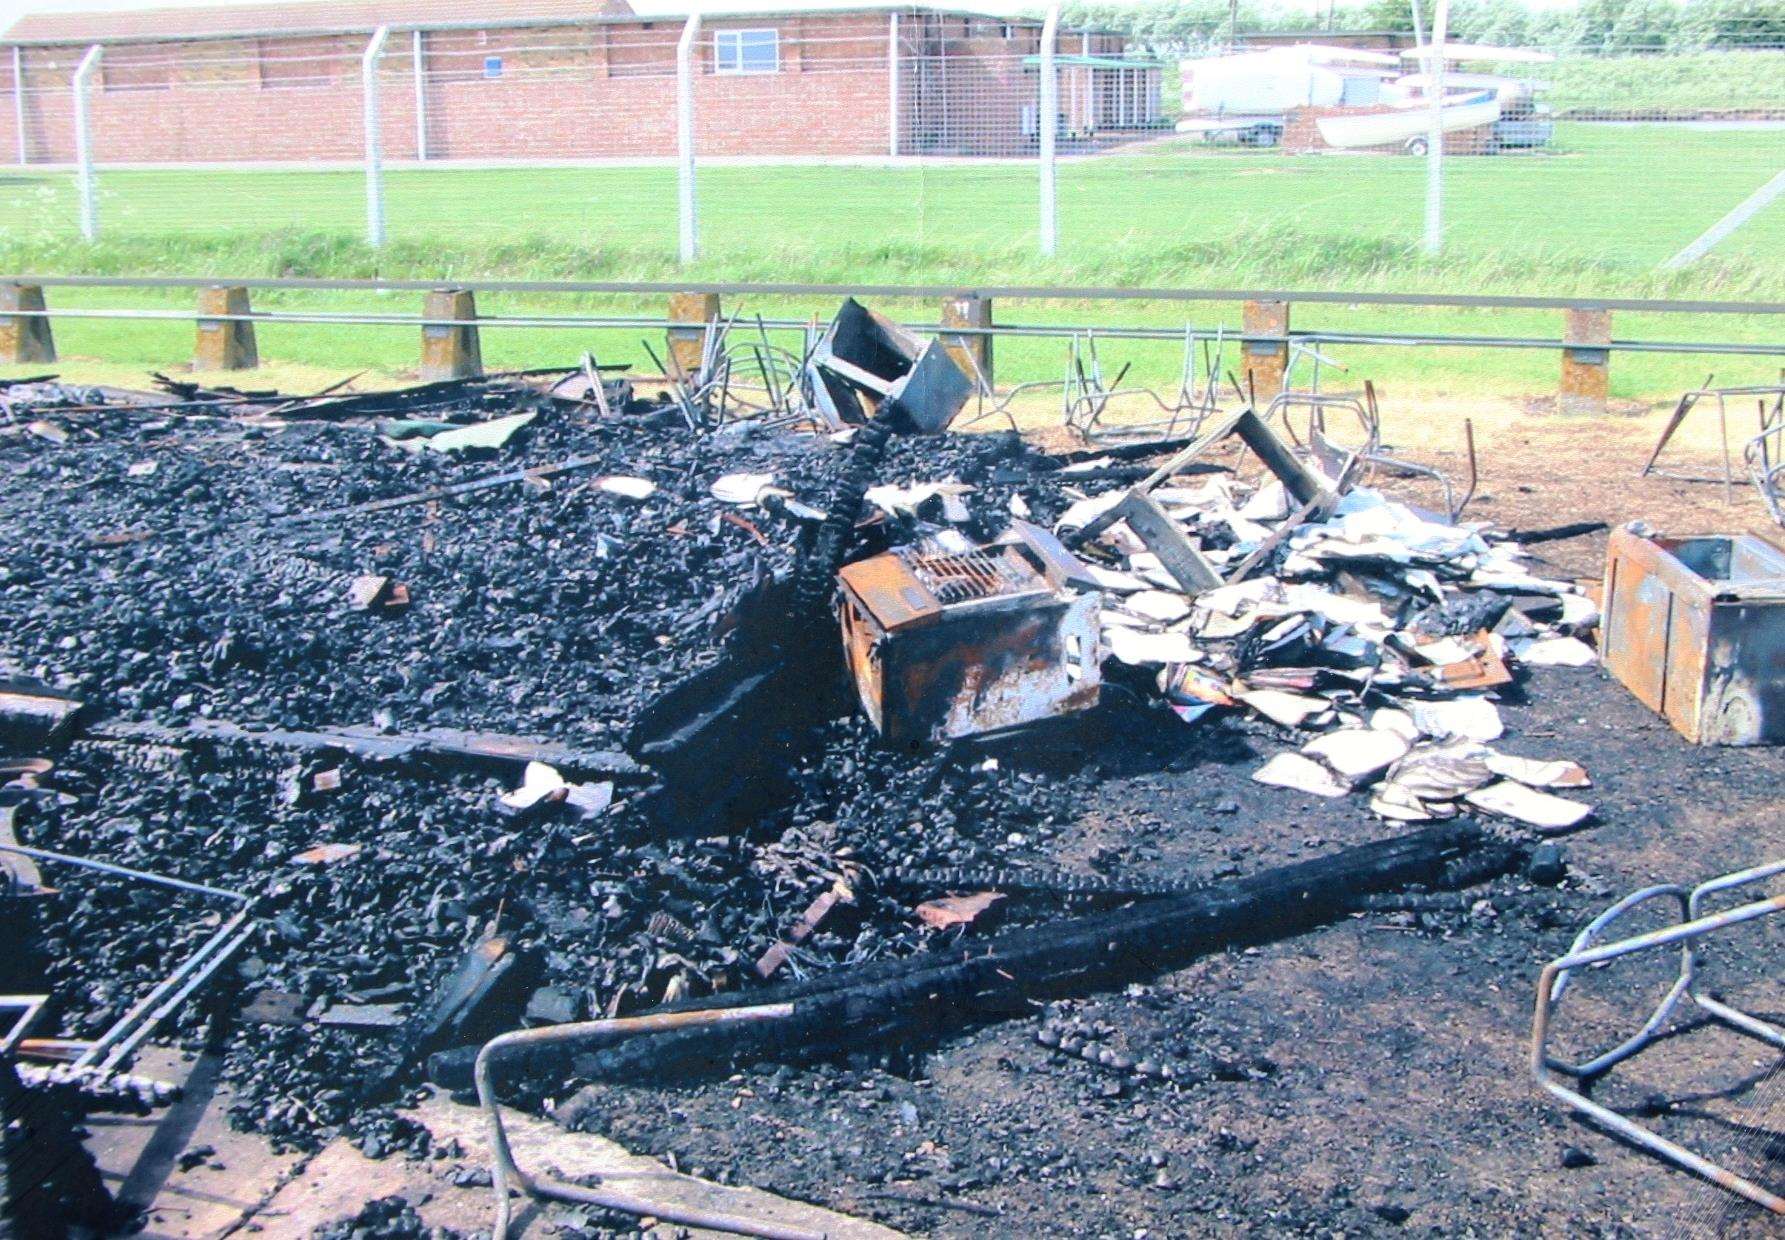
[
  {"x1": 11, "y1": 46, "x2": 26, "y2": 166},
  {"x1": 1665, "y1": 169, "x2": 1785, "y2": 270},
  {"x1": 1, "y1": 275, "x2": 1781, "y2": 316},
  {"x1": 71, "y1": 44, "x2": 102, "y2": 241},
  {"x1": 0, "y1": 303, "x2": 1778, "y2": 358},
  {"x1": 0, "y1": 842, "x2": 249, "y2": 904},
  {"x1": 80, "y1": 912, "x2": 253, "y2": 1070},
  {"x1": 99, "y1": 918, "x2": 257, "y2": 1071},
  {"x1": 474, "y1": 1003, "x2": 813, "y2": 1240},
  {"x1": 1038, "y1": 3, "x2": 1060, "y2": 258},
  {"x1": 411, "y1": 29, "x2": 428, "y2": 162},
  {"x1": 362, "y1": 26, "x2": 391, "y2": 247},
  {"x1": 676, "y1": 13, "x2": 701, "y2": 266},
  {"x1": 886, "y1": 12, "x2": 899, "y2": 158}
]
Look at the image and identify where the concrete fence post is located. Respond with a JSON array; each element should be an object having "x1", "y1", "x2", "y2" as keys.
[
  {"x1": 12, "y1": 46, "x2": 27, "y2": 166},
  {"x1": 362, "y1": 26, "x2": 391, "y2": 248},
  {"x1": 1242, "y1": 299, "x2": 1290, "y2": 407},
  {"x1": 1560, "y1": 307, "x2": 1611, "y2": 415},
  {"x1": 940, "y1": 294, "x2": 993, "y2": 391},
  {"x1": 1038, "y1": 3, "x2": 1060, "y2": 258},
  {"x1": 1421, "y1": 0, "x2": 1449, "y2": 255},
  {"x1": 421, "y1": 288, "x2": 482, "y2": 380},
  {"x1": 667, "y1": 291, "x2": 720, "y2": 378},
  {"x1": 194, "y1": 286, "x2": 258, "y2": 371},
  {"x1": 71, "y1": 44, "x2": 102, "y2": 242},
  {"x1": 676, "y1": 13, "x2": 701, "y2": 266},
  {"x1": 0, "y1": 283, "x2": 55, "y2": 364}
]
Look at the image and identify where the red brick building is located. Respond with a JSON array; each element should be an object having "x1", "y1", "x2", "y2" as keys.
[{"x1": 1, "y1": 1, "x2": 1163, "y2": 165}]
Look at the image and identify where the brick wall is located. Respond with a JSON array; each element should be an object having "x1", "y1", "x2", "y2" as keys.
[{"x1": 5, "y1": 12, "x2": 1089, "y2": 164}]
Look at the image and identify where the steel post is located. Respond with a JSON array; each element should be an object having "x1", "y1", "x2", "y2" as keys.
[
  {"x1": 11, "y1": 46, "x2": 26, "y2": 166},
  {"x1": 1422, "y1": 2, "x2": 1449, "y2": 255},
  {"x1": 71, "y1": 44, "x2": 101, "y2": 241},
  {"x1": 1038, "y1": 4, "x2": 1060, "y2": 257},
  {"x1": 676, "y1": 14, "x2": 701, "y2": 265},
  {"x1": 411, "y1": 29, "x2": 428, "y2": 161},
  {"x1": 887, "y1": 12, "x2": 900, "y2": 158},
  {"x1": 362, "y1": 26, "x2": 391, "y2": 247}
]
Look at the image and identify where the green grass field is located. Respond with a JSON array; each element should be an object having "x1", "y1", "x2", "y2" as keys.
[{"x1": 3, "y1": 122, "x2": 1781, "y2": 397}]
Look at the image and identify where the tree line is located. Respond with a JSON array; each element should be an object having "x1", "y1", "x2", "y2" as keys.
[{"x1": 1060, "y1": 0, "x2": 1785, "y2": 55}]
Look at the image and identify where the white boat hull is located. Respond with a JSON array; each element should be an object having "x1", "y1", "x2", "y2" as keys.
[{"x1": 1315, "y1": 98, "x2": 1501, "y2": 149}]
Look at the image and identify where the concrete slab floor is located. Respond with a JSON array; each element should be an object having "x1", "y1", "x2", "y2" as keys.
[{"x1": 75, "y1": 1045, "x2": 904, "y2": 1238}]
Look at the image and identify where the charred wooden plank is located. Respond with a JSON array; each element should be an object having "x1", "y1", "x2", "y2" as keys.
[{"x1": 549, "y1": 823, "x2": 1514, "y2": 1120}]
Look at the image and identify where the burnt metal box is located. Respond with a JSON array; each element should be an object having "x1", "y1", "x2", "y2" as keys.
[
  {"x1": 836, "y1": 524, "x2": 1101, "y2": 745},
  {"x1": 1600, "y1": 526, "x2": 1785, "y2": 745}
]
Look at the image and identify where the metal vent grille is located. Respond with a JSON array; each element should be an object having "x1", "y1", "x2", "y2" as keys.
[{"x1": 896, "y1": 546, "x2": 1039, "y2": 605}]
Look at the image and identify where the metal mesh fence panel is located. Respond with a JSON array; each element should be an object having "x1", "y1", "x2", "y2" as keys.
[{"x1": 1, "y1": 6, "x2": 1782, "y2": 288}]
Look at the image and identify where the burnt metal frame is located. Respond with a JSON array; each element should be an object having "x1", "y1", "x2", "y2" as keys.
[
  {"x1": 1066, "y1": 406, "x2": 1340, "y2": 595},
  {"x1": 1263, "y1": 383, "x2": 1475, "y2": 522},
  {"x1": 0, "y1": 842, "x2": 253, "y2": 1079},
  {"x1": 1530, "y1": 859, "x2": 1785, "y2": 1216},
  {"x1": 473, "y1": 1002, "x2": 823, "y2": 1240},
  {"x1": 1640, "y1": 380, "x2": 1785, "y2": 502}
]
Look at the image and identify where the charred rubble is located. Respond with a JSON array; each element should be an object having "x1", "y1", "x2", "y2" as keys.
[{"x1": 0, "y1": 312, "x2": 1606, "y2": 1230}]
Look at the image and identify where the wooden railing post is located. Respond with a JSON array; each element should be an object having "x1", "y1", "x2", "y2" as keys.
[
  {"x1": 1242, "y1": 298, "x2": 1290, "y2": 407},
  {"x1": 0, "y1": 283, "x2": 55, "y2": 365},
  {"x1": 194, "y1": 285, "x2": 257, "y2": 371},
  {"x1": 1560, "y1": 307, "x2": 1611, "y2": 415},
  {"x1": 421, "y1": 288, "x2": 482, "y2": 381}
]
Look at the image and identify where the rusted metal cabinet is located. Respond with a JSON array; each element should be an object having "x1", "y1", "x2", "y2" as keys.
[
  {"x1": 1600, "y1": 527, "x2": 1785, "y2": 745},
  {"x1": 836, "y1": 525, "x2": 1101, "y2": 746}
]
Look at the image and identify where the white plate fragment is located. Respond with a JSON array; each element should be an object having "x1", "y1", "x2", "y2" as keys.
[
  {"x1": 1253, "y1": 752, "x2": 1349, "y2": 798},
  {"x1": 1302, "y1": 727, "x2": 1410, "y2": 783},
  {"x1": 1465, "y1": 780, "x2": 1594, "y2": 832},
  {"x1": 1483, "y1": 753, "x2": 1591, "y2": 789},
  {"x1": 597, "y1": 475, "x2": 658, "y2": 500},
  {"x1": 1409, "y1": 696, "x2": 1504, "y2": 742},
  {"x1": 711, "y1": 472, "x2": 779, "y2": 505}
]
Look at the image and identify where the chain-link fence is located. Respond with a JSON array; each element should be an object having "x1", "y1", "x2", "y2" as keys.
[{"x1": 1, "y1": 4, "x2": 1781, "y2": 286}]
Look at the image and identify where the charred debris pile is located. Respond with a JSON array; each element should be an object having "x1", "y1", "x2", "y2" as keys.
[{"x1": 0, "y1": 306, "x2": 1594, "y2": 1168}]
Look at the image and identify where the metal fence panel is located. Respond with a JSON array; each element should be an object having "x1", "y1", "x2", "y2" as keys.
[{"x1": 1, "y1": 10, "x2": 1782, "y2": 287}]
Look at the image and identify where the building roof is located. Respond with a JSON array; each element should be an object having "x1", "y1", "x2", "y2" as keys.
[
  {"x1": 2, "y1": 0, "x2": 1048, "y2": 45},
  {"x1": 4, "y1": 0, "x2": 634, "y2": 45}
]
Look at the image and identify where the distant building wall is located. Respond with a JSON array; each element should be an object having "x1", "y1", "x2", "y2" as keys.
[{"x1": 4, "y1": 11, "x2": 1143, "y2": 164}]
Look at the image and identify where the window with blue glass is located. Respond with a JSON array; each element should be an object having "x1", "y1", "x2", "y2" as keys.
[{"x1": 714, "y1": 29, "x2": 778, "y2": 75}]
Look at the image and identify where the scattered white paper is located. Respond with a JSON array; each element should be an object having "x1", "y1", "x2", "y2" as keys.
[
  {"x1": 1514, "y1": 636, "x2": 1597, "y2": 667},
  {"x1": 1409, "y1": 696, "x2": 1504, "y2": 742},
  {"x1": 1302, "y1": 727, "x2": 1410, "y2": 783},
  {"x1": 1240, "y1": 689, "x2": 1331, "y2": 729},
  {"x1": 1465, "y1": 781, "x2": 1594, "y2": 832},
  {"x1": 1483, "y1": 753, "x2": 1591, "y2": 789},
  {"x1": 1106, "y1": 627, "x2": 1200, "y2": 667},
  {"x1": 1253, "y1": 752, "x2": 1349, "y2": 798}
]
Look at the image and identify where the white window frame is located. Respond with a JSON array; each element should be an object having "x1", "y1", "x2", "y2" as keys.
[{"x1": 714, "y1": 28, "x2": 779, "y2": 75}]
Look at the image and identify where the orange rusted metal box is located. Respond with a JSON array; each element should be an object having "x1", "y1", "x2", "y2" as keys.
[
  {"x1": 1600, "y1": 526, "x2": 1785, "y2": 745},
  {"x1": 836, "y1": 523, "x2": 1101, "y2": 745}
]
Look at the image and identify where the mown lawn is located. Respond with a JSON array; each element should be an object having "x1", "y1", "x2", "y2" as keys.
[{"x1": 1, "y1": 122, "x2": 1781, "y2": 397}]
